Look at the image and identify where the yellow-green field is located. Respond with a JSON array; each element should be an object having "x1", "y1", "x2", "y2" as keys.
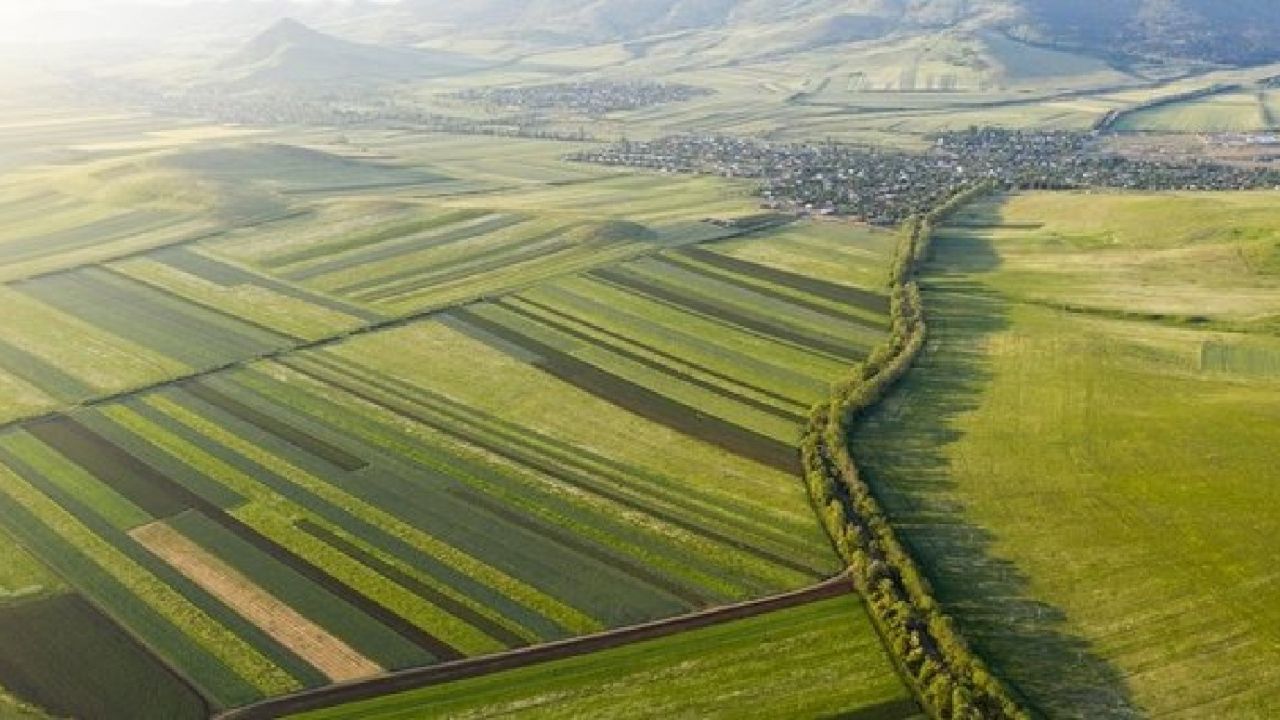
[{"x1": 854, "y1": 191, "x2": 1280, "y2": 718}]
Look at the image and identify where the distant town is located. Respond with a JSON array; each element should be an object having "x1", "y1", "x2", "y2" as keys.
[
  {"x1": 450, "y1": 80, "x2": 713, "y2": 116},
  {"x1": 573, "y1": 128, "x2": 1280, "y2": 224}
]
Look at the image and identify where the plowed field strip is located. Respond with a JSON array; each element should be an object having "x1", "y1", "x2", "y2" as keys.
[{"x1": 132, "y1": 521, "x2": 383, "y2": 684}]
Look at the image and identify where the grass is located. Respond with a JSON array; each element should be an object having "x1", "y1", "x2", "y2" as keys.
[
  {"x1": 292, "y1": 595, "x2": 922, "y2": 720},
  {"x1": 852, "y1": 190, "x2": 1280, "y2": 718},
  {"x1": 0, "y1": 535, "x2": 62, "y2": 606},
  {"x1": 945, "y1": 191, "x2": 1280, "y2": 321},
  {"x1": 1114, "y1": 89, "x2": 1279, "y2": 133}
]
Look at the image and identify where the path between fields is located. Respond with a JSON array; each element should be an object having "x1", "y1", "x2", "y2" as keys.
[{"x1": 216, "y1": 572, "x2": 854, "y2": 720}]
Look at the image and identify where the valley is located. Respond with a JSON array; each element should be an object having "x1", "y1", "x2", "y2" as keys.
[{"x1": 2, "y1": 2, "x2": 1280, "y2": 719}]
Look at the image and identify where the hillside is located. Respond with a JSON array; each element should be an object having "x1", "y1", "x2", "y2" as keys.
[
  {"x1": 215, "y1": 18, "x2": 486, "y2": 92},
  {"x1": 1014, "y1": 0, "x2": 1280, "y2": 65},
  {"x1": 399, "y1": 0, "x2": 1280, "y2": 65}
]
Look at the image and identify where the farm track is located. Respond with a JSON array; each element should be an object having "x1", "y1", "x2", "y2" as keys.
[{"x1": 217, "y1": 572, "x2": 854, "y2": 720}]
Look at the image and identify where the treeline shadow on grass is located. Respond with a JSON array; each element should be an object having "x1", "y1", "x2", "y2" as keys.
[{"x1": 851, "y1": 227, "x2": 1143, "y2": 719}]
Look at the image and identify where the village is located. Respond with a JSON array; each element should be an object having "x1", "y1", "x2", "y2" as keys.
[{"x1": 572, "y1": 128, "x2": 1280, "y2": 224}]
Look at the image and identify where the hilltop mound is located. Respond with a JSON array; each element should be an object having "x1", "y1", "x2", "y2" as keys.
[{"x1": 216, "y1": 18, "x2": 486, "y2": 92}]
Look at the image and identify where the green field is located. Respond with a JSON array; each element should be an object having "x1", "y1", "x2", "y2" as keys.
[
  {"x1": 293, "y1": 595, "x2": 921, "y2": 720},
  {"x1": 0, "y1": 112, "x2": 911, "y2": 718},
  {"x1": 853, "y1": 191, "x2": 1280, "y2": 718},
  {"x1": 1114, "y1": 88, "x2": 1280, "y2": 133}
]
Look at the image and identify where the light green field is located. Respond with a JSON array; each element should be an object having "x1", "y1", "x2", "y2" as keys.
[
  {"x1": 294, "y1": 595, "x2": 921, "y2": 720},
  {"x1": 0, "y1": 536, "x2": 61, "y2": 606},
  {"x1": 1114, "y1": 90, "x2": 1278, "y2": 133},
  {"x1": 853, "y1": 191, "x2": 1280, "y2": 718}
]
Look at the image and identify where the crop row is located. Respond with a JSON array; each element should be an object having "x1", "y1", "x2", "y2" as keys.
[{"x1": 0, "y1": 214, "x2": 897, "y2": 715}]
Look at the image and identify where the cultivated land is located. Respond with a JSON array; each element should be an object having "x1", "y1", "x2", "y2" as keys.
[
  {"x1": 0, "y1": 109, "x2": 911, "y2": 719},
  {"x1": 7, "y1": 12, "x2": 1280, "y2": 716},
  {"x1": 290, "y1": 595, "x2": 922, "y2": 720},
  {"x1": 853, "y1": 191, "x2": 1280, "y2": 718}
]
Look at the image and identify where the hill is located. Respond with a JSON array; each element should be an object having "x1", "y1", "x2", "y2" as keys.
[
  {"x1": 1013, "y1": 0, "x2": 1280, "y2": 65},
  {"x1": 399, "y1": 0, "x2": 1280, "y2": 65},
  {"x1": 215, "y1": 18, "x2": 486, "y2": 93}
]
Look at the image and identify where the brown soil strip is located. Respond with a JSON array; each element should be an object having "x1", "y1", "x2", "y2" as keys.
[
  {"x1": 27, "y1": 416, "x2": 462, "y2": 661},
  {"x1": 450, "y1": 308, "x2": 800, "y2": 473},
  {"x1": 182, "y1": 382, "x2": 367, "y2": 472},
  {"x1": 674, "y1": 247, "x2": 892, "y2": 315},
  {"x1": 217, "y1": 574, "x2": 853, "y2": 720},
  {"x1": 590, "y1": 267, "x2": 863, "y2": 361},
  {"x1": 132, "y1": 521, "x2": 382, "y2": 684}
]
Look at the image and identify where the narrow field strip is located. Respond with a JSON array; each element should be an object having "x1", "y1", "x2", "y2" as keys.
[
  {"x1": 661, "y1": 251, "x2": 891, "y2": 329},
  {"x1": 513, "y1": 294, "x2": 811, "y2": 410},
  {"x1": 678, "y1": 246, "x2": 892, "y2": 312},
  {"x1": 449, "y1": 308, "x2": 800, "y2": 472},
  {"x1": 114, "y1": 397, "x2": 524, "y2": 658},
  {"x1": 270, "y1": 354, "x2": 825, "y2": 584},
  {"x1": 466, "y1": 303, "x2": 802, "y2": 442},
  {"x1": 219, "y1": 574, "x2": 856, "y2": 720},
  {"x1": 496, "y1": 297, "x2": 809, "y2": 422},
  {"x1": 590, "y1": 267, "x2": 863, "y2": 362},
  {"x1": 278, "y1": 213, "x2": 523, "y2": 283},
  {"x1": 132, "y1": 521, "x2": 383, "y2": 684}
]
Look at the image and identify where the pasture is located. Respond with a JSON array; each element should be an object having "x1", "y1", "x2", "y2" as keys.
[
  {"x1": 292, "y1": 595, "x2": 922, "y2": 720},
  {"x1": 852, "y1": 191, "x2": 1280, "y2": 718},
  {"x1": 1113, "y1": 87, "x2": 1280, "y2": 133}
]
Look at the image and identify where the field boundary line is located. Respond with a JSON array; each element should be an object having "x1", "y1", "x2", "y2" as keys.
[
  {"x1": 216, "y1": 572, "x2": 853, "y2": 720},
  {"x1": 0, "y1": 217, "x2": 791, "y2": 436}
]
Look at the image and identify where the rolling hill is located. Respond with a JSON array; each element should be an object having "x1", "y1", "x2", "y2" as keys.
[
  {"x1": 214, "y1": 18, "x2": 487, "y2": 93},
  {"x1": 398, "y1": 0, "x2": 1280, "y2": 65}
]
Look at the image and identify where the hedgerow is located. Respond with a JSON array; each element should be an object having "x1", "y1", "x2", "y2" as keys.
[{"x1": 801, "y1": 182, "x2": 1032, "y2": 719}]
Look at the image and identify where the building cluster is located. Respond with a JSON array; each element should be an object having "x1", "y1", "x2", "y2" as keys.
[
  {"x1": 69, "y1": 79, "x2": 597, "y2": 143},
  {"x1": 450, "y1": 80, "x2": 713, "y2": 116},
  {"x1": 572, "y1": 128, "x2": 1280, "y2": 224}
]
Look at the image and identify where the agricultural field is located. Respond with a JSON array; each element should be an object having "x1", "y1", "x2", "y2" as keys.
[
  {"x1": 853, "y1": 191, "x2": 1280, "y2": 718},
  {"x1": 203, "y1": 172, "x2": 765, "y2": 316},
  {"x1": 292, "y1": 594, "x2": 922, "y2": 720},
  {"x1": 0, "y1": 116, "x2": 776, "y2": 429},
  {"x1": 1113, "y1": 88, "x2": 1280, "y2": 133},
  {"x1": 0, "y1": 108, "x2": 910, "y2": 717}
]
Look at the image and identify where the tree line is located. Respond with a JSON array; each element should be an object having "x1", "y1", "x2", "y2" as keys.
[{"x1": 800, "y1": 182, "x2": 1032, "y2": 720}]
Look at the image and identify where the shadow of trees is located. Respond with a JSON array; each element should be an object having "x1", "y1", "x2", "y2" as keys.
[{"x1": 849, "y1": 208, "x2": 1143, "y2": 719}]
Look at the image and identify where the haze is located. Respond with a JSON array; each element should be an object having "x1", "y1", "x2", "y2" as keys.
[{"x1": 0, "y1": 2, "x2": 1279, "y2": 720}]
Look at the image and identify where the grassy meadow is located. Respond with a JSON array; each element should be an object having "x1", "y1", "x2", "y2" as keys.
[
  {"x1": 1114, "y1": 88, "x2": 1280, "y2": 133},
  {"x1": 293, "y1": 595, "x2": 922, "y2": 720},
  {"x1": 853, "y1": 191, "x2": 1280, "y2": 718}
]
